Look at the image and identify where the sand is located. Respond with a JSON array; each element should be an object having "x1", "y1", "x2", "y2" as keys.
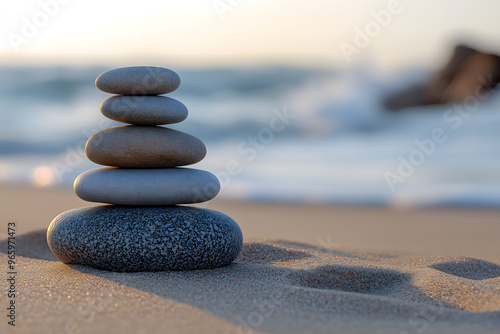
[{"x1": 0, "y1": 185, "x2": 499, "y2": 333}]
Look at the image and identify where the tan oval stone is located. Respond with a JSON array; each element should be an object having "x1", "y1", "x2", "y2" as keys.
[{"x1": 85, "y1": 126, "x2": 206, "y2": 168}]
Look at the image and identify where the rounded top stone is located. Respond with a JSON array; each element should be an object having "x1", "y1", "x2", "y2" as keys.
[{"x1": 95, "y1": 66, "x2": 181, "y2": 95}]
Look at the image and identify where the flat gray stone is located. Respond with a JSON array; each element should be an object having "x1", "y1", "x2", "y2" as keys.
[
  {"x1": 95, "y1": 66, "x2": 180, "y2": 95},
  {"x1": 74, "y1": 167, "x2": 220, "y2": 205},
  {"x1": 85, "y1": 126, "x2": 206, "y2": 168},
  {"x1": 47, "y1": 206, "x2": 243, "y2": 272},
  {"x1": 101, "y1": 95, "x2": 188, "y2": 125}
]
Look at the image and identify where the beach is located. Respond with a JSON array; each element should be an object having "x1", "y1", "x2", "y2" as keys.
[
  {"x1": 1, "y1": 185, "x2": 499, "y2": 333},
  {"x1": 2, "y1": 1, "x2": 500, "y2": 333}
]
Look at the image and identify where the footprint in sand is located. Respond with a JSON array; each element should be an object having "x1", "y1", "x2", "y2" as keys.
[{"x1": 430, "y1": 258, "x2": 500, "y2": 280}]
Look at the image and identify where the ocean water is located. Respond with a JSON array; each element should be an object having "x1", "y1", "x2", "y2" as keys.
[{"x1": 1, "y1": 65, "x2": 500, "y2": 207}]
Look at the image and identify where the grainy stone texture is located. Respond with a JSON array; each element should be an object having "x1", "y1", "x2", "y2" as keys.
[
  {"x1": 85, "y1": 126, "x2": 206, "y2": 168},
  {"x1": 95, "y1": 66, "x2": 180, "y2": 95},
  {"x1": 47, "y1": 205, "x2": 243, "y2": 272},
  {"x1": 74, "y1": 167, "x2": 220, "y2": 205},
  {"x1": 100, "y1": 95, "x2": 188, "y2": 125}
]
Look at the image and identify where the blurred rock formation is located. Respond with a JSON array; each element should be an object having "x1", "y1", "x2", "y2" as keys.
[{"x1": 384, "y1": 44, "x2": 500, "y2": 111}]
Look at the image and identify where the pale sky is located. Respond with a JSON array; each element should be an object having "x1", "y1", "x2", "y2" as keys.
[{"x1": 1, "y1": 0, "x2": 500, "y2": 69}]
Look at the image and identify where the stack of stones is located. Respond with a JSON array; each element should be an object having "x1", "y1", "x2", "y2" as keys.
[{"x1": 47, "y1": 66, "x2": 243, "y2": 272}]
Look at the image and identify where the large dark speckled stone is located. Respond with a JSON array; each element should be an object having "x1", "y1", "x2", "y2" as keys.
[{"x1": 47, "y1": 205, "x2": 243, "y2": 272}]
